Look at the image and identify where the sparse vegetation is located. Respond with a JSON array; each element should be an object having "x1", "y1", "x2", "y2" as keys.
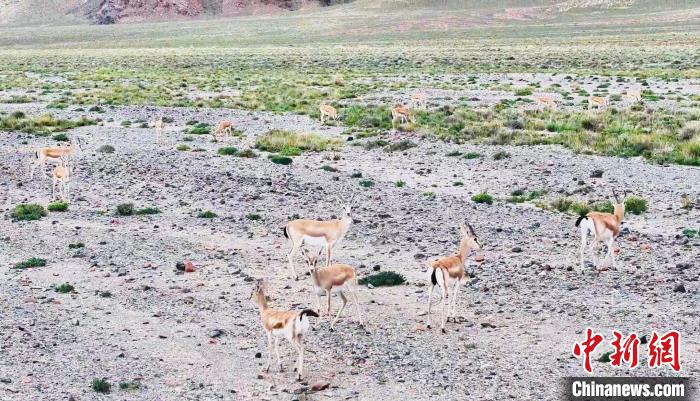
[
  {"x1": 135, "y1": 207, "x2": 161, "y2": 215},
  {"x1": 14, "y1": 257, "x2": 47, "y2": 269},
  {"x1": 256, "y1": 130, "x2": 340, "y2": 153},
  {"x1": 359, "y1": 179, "x2": 374, "y2": 188},
  {"x1": 471, "y1": 192, "x2": 493, "y2": 205},
  {"x1": 0, "y1": 113, "x2": 94, "y2": 136},
  {"x1": 12, "y1": 204, "x2": 47, "y2": 221},
  {"x1": 91, "y1": 378, "x2": 111, "y2": 393},
  {"x1": 198, "y1": 210, "x2": 217, "y2": 218},
  {"x1": 246, "y1": 213, "x2": 261, "y2": 221},
  {"x1": 625, "y1": 196, "x2": 648, "y2": 215},
  {"x1": 55, "y1": 283, "x2": 75, "y2": 293},
  {"x1": 116, "y1": 203, "x2": 135, "y2": 216},
  {"x1": 47, "y1": 201, "x2": 69, "y2": 212},
  {"x1": 217, "y1": 147, "x2": 239, "y2": 156},
  {"x1": 359, "y1": 271, "x2": 406, "y2": 287},
  {"x1": 97, "y1": 144, "x2": 115, "y2": 153},
  {"x1": 268, "y1": 155, "x2": 293, "y2": 165}
]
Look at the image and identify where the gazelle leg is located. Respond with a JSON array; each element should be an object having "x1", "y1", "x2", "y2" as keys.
[
  {"x1": 287, "y1": 242, "x2": 300, "y2": 280},
  {"x1": 52, "y1": 179, "x2": 57, "y2": 200},
  {"x1": 263, "y1": 331, "x2": 272, "y2": 372},
  {"x1": 296, "y1": 341, "x2": 304, "y2": 380},
  {"x1": 326, "y1": 289, "x2": 332, "y2": 317},
  {"x1": 426, "y1": 283, "x2": 434, "y2": 329},
  {"x1": 274, "y1": 337, "x2": 283, "y2": 371},
  {"x1": 351, "y1": 287, "x2": 363, "y2": 326},
  {"x1": 325, "y1": 243, "x2": 333, "y2": 266},
  {"x1": 439, "y1": 284, "x2": 447, "y2": 333},
  {"x1": 331, "y1": 291, "x2": 347, "y2": 330},
  {"x1": 606, "y1": 238, "x2": 616, "y2": 269},
  {"x1": 451, "y1": 281, "x2": 462, "y2": 322},
  {"x1": 580, "y1": 233, "x2": 587, "y2": 274}
]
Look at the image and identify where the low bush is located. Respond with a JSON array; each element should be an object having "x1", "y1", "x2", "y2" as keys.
[
  {"x1": 47, "y1": 201, "x2": 69, "y2": 212},
  {"x1": 471, "y1": 192, "x2": 493, "y2": 204},
  {"x1": 12, "y1": 204, "x2": 47, "y2": 221},
  {"x1": 15, "y1": 257, "x2": 47, "y2": 269},
  {"x1": 359, "y1": 271, "x2": 406, "y2": 287}
]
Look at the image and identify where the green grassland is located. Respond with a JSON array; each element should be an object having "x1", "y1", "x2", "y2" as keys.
[{"x1": 0, "y1": 1, "x2": 699, "y2": 164}]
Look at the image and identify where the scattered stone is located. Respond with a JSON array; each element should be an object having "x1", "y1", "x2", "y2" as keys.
[
  {"x1": 184, "y1": 261, "x2": 196, "y2": 273},
  {"x1": 673, "y1": 283, "x2": 686, "y2": 293},
  {"x1": 311, "y1": 381, "x2": 330, "y2": 392}
]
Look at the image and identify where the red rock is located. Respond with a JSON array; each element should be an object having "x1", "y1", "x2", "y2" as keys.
[
  {"x1": 416, "y1": 325, "x2": 426, "y2": 332},
  {"x1": 311, "y1": 380, "x2": 330, "y2": 392},
  {"x1": 640, "y1": 243, "x2": 652, "y2": 252},
  {"x1": 613, "y1": 247, "x2": 621, "y2": 255},
  {"x1": 184, "y1": 261, "x2": 196, "y2": 273},
  {"x1": 474, "y1": 254, "x2": 485, "y2": 263}
]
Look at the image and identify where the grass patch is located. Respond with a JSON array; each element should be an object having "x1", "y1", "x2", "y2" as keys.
[
  {"x1": 97, "y1": 144, "x2": 115, "y2": 153},
  {"x1": 395, "y1": 180, "x2": 406, "y2": 187},
  {"x1": 119, "y1": 381, "x2": 140, "y2": 391},
  {"x1": 625, "y1": 196, "x2": 647, "y2": 215},
  {"x1": 198, "y1": 210, "x2": 217, "y2": 218},
  {"x1": 359, "y1": 271, "x2": 406, "y2": 287},
  {"x1": 176, "y1": 144, "x2": 190, "y2": 151},
  {"x1": 268, "y1": 155, "x2": 293, "y2": 165},
  {"x1": 682, "y1": 228, "x2": 698, "y2": 238},
  {"x1": 91, "y1": 378, "x2": 111, "y2": 394},
  {"x1": 12, "y1": 203, "x2": 47, "y2": 221},
  {"x1": 246, "y1": 213, "x2": 261, "y2": 220},
  {"x1": 507, "y1": 190, "x2": 542, "y2": 203},
  {"x1": 321, "y1": 165, "x2": 338, "y2": 172},
  {"x1": 255, "y1": 129, "x2": 340, "y2": 153},
  {"x1": 135, "y1": 207, "x2": 161, "y2": 215},
  {"x1": 14, "y1": 257, "x2": 46, "y2": 269},
  {"x1": 471, "y1": 192, "x2": 493, "y2": 205},
  {"x1": 52, "y1": 133, "x2": 69, "y2": 142},
  {"x1": 493, "y1": 151, "x2": 511, "y2": 160},
  {"x1": 217, "y1": 147, "x2": 239, "y2": 156},
  {"x1": 185, "y1": 122, "x2": 210, "y2": 135},
  {"x1": 597, "y1": 351, "x2": 612, "y2": 363},
  {"x1": 359, "y1": 179, "x2": 374, "y2": 188},
  {"x1": 464, "y1": 152, "x2": 481, "y2": 159},
  {"x1": 47, "y1": 201, "x2": 69, "y2": 212},
  {"x1": 236, "y1": 148, "x2": 258, "y2": 158},
  {"x1": 384, "y1": 139, "x2": 416, "y2": 152},
  {"x1": 55, "y1": 283, "x2": 75, "y2": 293},
  {"x1": 116, "y1": 203, "x2": 134, "y2": 216},
  {"x1": 0, "y1": 113, "x2": 94, "y2": 136}
]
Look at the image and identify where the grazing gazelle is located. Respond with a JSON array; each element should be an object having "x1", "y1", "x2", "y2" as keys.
[
  {"x1": 251, "y1": 281, "x2": 319, "y2": 380},
  {"x1": 213, "y1": 120, "x2": 233, "y2": 142},
  {"x1": 30, "y1": 136, "x2": 82, "y2": 180},
  {"x1": 391, "y1": 105, "x2": 415, "y2": 129},
  {"x1": 319, "y1": 105, "x2": 338, "y2": 124},
  {"x1": 283, "y1": 196, "x2": 355, "y2": 280},
  {"x1": 575, "y1": 189, "x2": 626, "y2": 273},
  {"x1": 623, "y1": 87, "x2": 642, "y2": 104},
  {"x1": 588, "y1": 95, "x2": 608, "y2": 110},
  {"x1": 152, "y1": 117, "x2": 165, "y2": 143},
  {"x1": 301, "y1": 247, "x2": 363, "y2": 331},
  {"x1": 410, "y1": 93, "x2": 427, "y2": 109},
  {"x1": 534, "y1": 95, "x2": 557, "y2": 111},
  {"x1": 51, "y1": 158, "x2": 72, "y2": 201},
  {"x1": 426, "y1": 222, "x2": 482, "y2": 333}
]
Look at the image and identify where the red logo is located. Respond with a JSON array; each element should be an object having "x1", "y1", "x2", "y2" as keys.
[
  {"x1": 572, "y1": 328, "x2": 604, "y2": 373},
  {"x1": 610, "y1": 330, "x2": 640, "y2": 369},
  {"x1": 648, "y1": 330, "x2": 681, "y2": 372}
]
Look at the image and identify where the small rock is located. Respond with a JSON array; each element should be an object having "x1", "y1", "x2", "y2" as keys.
[
  {"x1": 474, "y1": 254, "x2": 485, "y2": 263},
  {"x1": 511, "y1": 247, "x2": 522, "y2": 253},
  {"x1": 254, "y1": 352, "x2": 262, "y2": 358},
  {"x1": 480, "y1": 322, "x2": 496, "y2": 329},
  {"x1": 673, "y1": 283, "x2": 686, "y2": 293},
  {"x1": 184, "y1": 261, "x2": 196, "y2": 273},
  {"x1": 311, "y1": 381, "x2": 330, "y2": 392},
  {"x1": 372, "y1": 265, "x2": 380, "y2": 271},
  {"x1": 590, "y1": 169, "x2": 604, "y2": 178}
]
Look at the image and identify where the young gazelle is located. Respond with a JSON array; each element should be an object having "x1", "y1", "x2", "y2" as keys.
[
  {"x1": 301, "y1": 247, "x2": 363, "y2": 331},
  {"x1": 391, "y1": 105, "x2": 415, "y2": 129},
  {"x1": 283, "y1": 196, "x2": 354, "y2": 280},
  {"x1": 410, "y1": 93, "x2": 427, "y2": 109},
  {"x1": 213, "y1": 120, "x2": 233, "y2": 142},
  {"x1": 153, "y1": 117, "x2": 165, "y2": 143},
  {"x1": 426, "y1": 222, "x2": 481, "y2": 333},
  {"x1": 30, "y1": 137, "x2": 82, "y2": 180},
  {"x1": 51, "y1": 158, "x2": 72, "y2": 201},
  {"x1": 534, "y1": 95, "x2": 557, "y2": 111},
  {"x1": 588, "y1": 95, "x2": 608, "y2": 110},
  {"x1": 319, "y1": 105, "x2": 338, "y2": 124},
  {"x1": 575, "y1": 189, "x2": 626, "y2": 273},
  {"x1": 250, "y1": 281, "x2": 319, "y2": 380}
]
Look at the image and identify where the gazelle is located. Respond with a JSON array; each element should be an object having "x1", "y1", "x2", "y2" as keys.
[
  {"x1": 301, "y1": 247, "x2": 363, "y2": 331},
  {"x1": 51, "y1": 157, "x2": 72, "y2": 201},
  {"x1": 575, "y1": 189, "x2": 626, "y2": 273},
  {"x1": 153, "y1": 117, "x2": 165, "y2": 143},
  {"x1": 426, "y1": 222, "x2": 481, "y2": 333},
  {"x1": 283, "y1": 195, "x2": 355, "y2": 280},
  {"x1": 623, "y1": 87, "x2": 642, "y2": 104},
  {"x1": 30, "y1": 137, "x2": 82, "y2": 180},
  {"x1": 213, "y1": 120, "x2": 233, "y2": 142},
  {"x1": 410, "y1": 93, "x2": 427, "y2": 109},
  {"x1": 588, "y1": 95, "x2": 608, "y2": 110},
  {"x1": 534, "y1": 95, "x2": 557, "y2": 111},
  {"x1": 391, "y1": 105, "x2": 415, "y2": 129},
  {"x1": 250, "y1": 281, "x2": 318, "y2": 380},
  {"x1": 319, "y1": 105, "x2": 338, "y2": 124}
]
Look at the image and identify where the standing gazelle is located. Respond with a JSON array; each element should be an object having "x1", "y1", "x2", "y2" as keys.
[
  {"x1": 250, "y1": 281, "x2": 319, "y2": 380},
  {"x1": 319, "y1": 105, "x2": 338, "y2": 124},
  {"x1": 588, "y1": 95, "x2": 608, "y2": 110},
  {"x1": 426, "y1": 222, "x2": 481, "y2": 333},
  {"x1": 30, "y1": 137, "x2": 81, "y2": 180},
  {"x1": 534, "y1": 95, "x2": 557, "y2": 111},
  {"x1": 575, "y1": 189, "x2": 626, "y2": 273},
  {"x1": 52, "y1": 157, "x2": 72, "y2": 201},
  {"x1": 301, "y1": 247, "x2": 363, "y2": 331},
  {"x1": 153, "y1": 117, "x2": 165, "y2": 143},
  {"x1": 391, "y1": 105, "x2": 415, "y2": 129},
  {"x1": 213, "y1": 120, "x2": 233, "y2": 141},
  {"x1": 283, "y1": 196, "x2": 354, "y2": 280}
]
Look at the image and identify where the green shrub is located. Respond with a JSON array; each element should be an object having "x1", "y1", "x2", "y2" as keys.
[
  {"x1": 14, "y1": 257, "x2": 46, "y2": 269},
  {"x1": 47, "y1": 201, "x2": 69, "y2": 212},
  {"x1": 198, "y1": 210, "x2": 217, "y2": 218},
  {"x1": 246, "y1": 213, "x2": 262, "y2": 221},
  {"x1": 423, "y1": 191, "x2": 436, "y2": 199},
  {"x1": 217, "y1": 147, "x2": 239, "y2": 156},
  {"x1": 279, "y1": 146, "x2": 302, "y2": 156},
  {"x1": 384, "y1": 140, "x2": 416, "y2": 152},
  {"x1": 52, "y1": 133, "x2": 69, "y2": 142},
  {"x1": 186, "y1": 122, "x2": 210, "y2": 135},
  {"x1": 514, "y1": 87, "x2": 533, "y2": 96},
  {"x1": 12, "y1": 204, "x2": 47, "y2": 221},
  {"x1": 570, "y1": 202, "x2": 591, "y2": 216},
  {"x1": 550, "y1": 198, "x2": 574, "y2": 213},
  {"x1": 446, "y1": 150, "x2": 462, "y2": 157},
  {"x1": 359, "y1": 179, "x2": 374, "y2": 188},
  {"x1": 91, "y1": 378, "x2": 111, "y2": 393},
  {"x1": 119, "y1": 381, "x2": 140, "y2": 390},
  {"x1": 471, "y1": 192, "x2": 493, "y2": 205},
  {"x1": 682, "y1": 228, "x2": 698, "y2": 238},
  {"x1": 464, "y1": 152, "x2": 481, "y2": 159},
  {"x1": 395, "y1": 180, "x2": 406, "y2": 187},
  {"x1": 625, "y1": 196, "x2": 647, "y2": 215},
  {"x1": 256, "y1": 130, "x2": 340, "y2": 152},
  {"x1": 236, "y1": 149, "x2": 257, "y2": 158},
  {"x1": 97, "y1": 144, "x2": 115, "y2": 153},
  {"x1": 116, "y1": 203, "x2": 134, "y2": 216},
  {"x1": 69, "y1": 242, "x2": 85, "y2": 249},
  {"x1": 176, "y1": 144, "x2": 190, "y2": 151},
  {"x1": 592, "y1": 200, "x2": 614, "y2": 213},
  {"x1": 55, "y1": 283, "x2": 75, "y2": 293},
  {"x1": 269, "y1": 155, "x2": 293, "y2": 165},
  {"x1": 321, "y1": 165, "x2": 338, "y2": 172},
  {"x1": 135, "y1": 207, "x2": 161, "y2": 215},
  {"x1": 359, "y1": 271, "x2": 406, "y2": 287}
]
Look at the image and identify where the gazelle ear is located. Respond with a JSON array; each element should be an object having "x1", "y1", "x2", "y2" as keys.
[
  {"x1": 466, "y1": 222, "x2": 476, "y2": 237},
  {"x1": 299, "y1": 247, "x2": 308, "y2": 259},
  {"x1": 316, "y1": 247, "x2": 323, "y2": 258},
  {"x1": 459, "y1": 223, "x2": 468, "y2": 235}
]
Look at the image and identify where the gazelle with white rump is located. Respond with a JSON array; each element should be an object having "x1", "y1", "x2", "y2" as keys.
[
  {"x1": 283, "y1": 195, "x2": 355, "y2": 280},
  {"x1": 426, "y1": 222, "x2": 482, "y2": 333},
  {"x1": 575, "y1": 189, "x2": 626, "y2": 273},
  {"x1": 319, "y1": 105, "x2": 338, "y2": 124},
  {"x1": 51, "y1": 157, "x2": 72, "y2": 201},
  {"x1": 534, "y1": 95, "x2": 557, "y2": 111},
  {"x1": 391, "y1": 105, "x2": 415, "y2": 129},
  {"x1": 301, "y1": 247, "x2": 363, "y2": 331},
  {"x1": 213, "y1": 120, "x2": 233, "y2": 142},
  {"x1": 250, "y1": 281, "x2": 319, "y2": 380},
  {"x1": 152, "y1": 117, "x2": 165, "y2": 143},
  {"x1": 588, "y1": 95, "x2": 608, "y2": 110},
  {"x1": 30, "y1": 136, "x2": 82, "y2": 180}
]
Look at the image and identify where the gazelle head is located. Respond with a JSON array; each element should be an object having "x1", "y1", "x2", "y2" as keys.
[
  {"x1": 300, "y1": 247, "x2": 324, "y2": 273},
  {"x1": 70, "y1": 136, "x2": 82, "y2": 151},
  {"x1": 250, "y1": 280, "x2": 265, "y2": 305},
  {"x1": 337, "y1": 194, "x2": 355, "y2": 218},
  {"x1": 459, "y1": 222, "x2": 481, "y2": 251},
  {"x1": 611, "y1": 189, "x2": 627, "y2": 216}
]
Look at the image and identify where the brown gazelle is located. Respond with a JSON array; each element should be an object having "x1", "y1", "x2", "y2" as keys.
[
  {"x1": 251, "y1": 281, "x2": 318, "y2": 380},
  {"x1": 588, "y1": 95, "x2": 608, "y2": 110},
  {"x1": 534, "y1": 95, "x2": 557, "y2": 111},
  {"x1": 576, "y1": 189, "x2": 626, "y2": 273},
  {"x1": 319, "y1": 105, "x2": 338, "y2": 124},
  {"x1": 153, "y1": 117, "x2": 165, "y2": 143},
  {"x1": 283, "y1": 196, "x2": 354, "y2": 280},
  {"x1": 410, "y1": 93, "x2": 427, "y2": 109},
  {"x1": 213, "y1": 120, "x2": 233, "y2": 141},
  {"x1": 426, "y1": 222, "x2": 481, "y2": 333},
  {"x1": 30, "y1": 137, "x2": 82, "y2": 180},
  {"x1": 51, "y1": 158, "x2": 72, "y2": 201},
  {"x1": 623, "y1": 87, "x2": 642, "y2": 104},
  {"x1": 301, "y1": 247, "x2": 363, "y2": 331},
  {"x1": 391, "y1": 105, "x2": 415, "y2": 129}
]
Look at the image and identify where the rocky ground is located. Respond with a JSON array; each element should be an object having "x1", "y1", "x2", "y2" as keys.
[{"x1": 0, "y1": 102, "x2": 698, "y2": 401}]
